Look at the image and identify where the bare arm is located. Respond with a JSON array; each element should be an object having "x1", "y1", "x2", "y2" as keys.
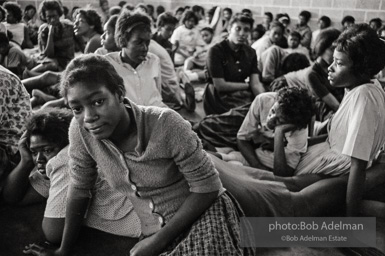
[
  {"x1": 249, "y1": 73, "x2": 266, "y2": 96},
  {"x1": 2, "y1": 131, "x2": 37, "y2": 204},
  {"x1": 40, "y1": 25, "x2": 55, "y2": 58},
  {"x1": 346, "y1": 157, "x2": 367, "y2": 216},
  {"x1": 273, "y1": 124, "x2": 296, "y2": 177},
  {"x1": 212, "y1": 77, "x2": 249, "y2": 93},
  {"x1": 237, "y1": 138, "x2": 265, "y2": 169},
  {"x1": 22, "y1": 25, "x2": 34, "y2": 49}
]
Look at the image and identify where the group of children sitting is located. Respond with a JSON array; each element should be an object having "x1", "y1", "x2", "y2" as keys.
[{"x1": 1, "y1": 1, "x2": 385, "y2": 255}]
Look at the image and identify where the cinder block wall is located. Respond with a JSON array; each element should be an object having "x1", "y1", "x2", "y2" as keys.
[{"x1": 13, "y1": 0, "x2": 385, "y2": 30}]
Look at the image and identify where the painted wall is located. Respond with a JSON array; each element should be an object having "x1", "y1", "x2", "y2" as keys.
[{"x1": 13, "y1": 0, "x2": 385, "y2": 30}]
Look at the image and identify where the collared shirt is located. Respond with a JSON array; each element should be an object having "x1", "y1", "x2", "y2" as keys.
[
  {"x1": 237, "y1": 92, "x2": 308, "y2": 169},
  {"x1": 68, "y1": 100, "x2": 224, "y2": 236},
  {"x1": 0, "y1": 65, "x2": 32, "y2": 155},
  {"x1": 148, "y1": 40, "x2": 182, "y2": 106},
  {"x1": 29, "y1": 146, "x2": 141, "y2": 238},
  {"x1": 104, "y1": 52, "x2": 166, "y2": 108}
]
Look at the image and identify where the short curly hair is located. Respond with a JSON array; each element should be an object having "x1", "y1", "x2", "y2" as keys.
[
  {"x1": 335, "y1": 23, "x2": 385, "y2": 81},
  {"x1": 276, "y1": 87, "x2": 314, "y2": 130},
  {"x1": 77, "y1": 9, "x2": 104, "y2": 35},
  {"x1": 115, "y1": 10, "x2": 152, "y2": 48},
  {"x1": 39, "y1": 0, "x2": 63, "y2": 22},
  {"x1": 26, "y1": 108, "x2": 73, "y2": 149},
  {"x1": 4, "y1": 2, "x2": 23, "y2": 23},
  {"x1": 60, "y1": 54, "x2": 125, "y2": 100}
]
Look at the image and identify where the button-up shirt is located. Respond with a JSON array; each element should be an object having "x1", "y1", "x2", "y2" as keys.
[
  {"x1": 105, "y1": 52, "x2": 166, "y2": 108},
  {"x1": 68, "y1": 100, "x2": 224, "y2": 236}
]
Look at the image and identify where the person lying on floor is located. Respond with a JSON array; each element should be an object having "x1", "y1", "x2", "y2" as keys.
[
  {"x1": 1, "y1": 108, "x2": 141, "y2": 244},
  {"x1": 235, "y1": 87, "x2": 313, "y2": 176}
]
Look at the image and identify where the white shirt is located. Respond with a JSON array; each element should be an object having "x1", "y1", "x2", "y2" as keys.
[{"x1": 104, "y1": 52, "x2": 166, "y2": 108}]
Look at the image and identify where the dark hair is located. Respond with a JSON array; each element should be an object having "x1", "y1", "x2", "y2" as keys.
[
  {"x1": 118, "y1": 1, "x2": 127, "y2": 8},
  {"x1": 146, "y1": 4, "x2": 154, "y2": 14},
  {"x1": 289, "y1": 31, "x2": 301, "y2": 40},
  {"x1": 192, "y1": 5, "x2": 204, "y2": 15},
  {"x1": 264, "y1": 12, "x2": 273, "y2": 21},
  {"x1": 0, "y1": 32, "x2": 9, "y2": 46},
  {"x1": 223, "y1": 7, "x2": 233, "y2": 15},
  {"x1": 319, "y1": 16, "x2": 331, "y2": 28},
  {"x1": 276, "y1": 13, "x2": 291, "y2": 24},
  {"x1": 0, "y1": 6, "x2": 6, "y2": 22},
  {"x1": 270, "y1": 21, "x2": 285, "y2": 32},
  {"x1": 4, "y1": 2, "x2": 23, "y2": 23},
  {"x1": 156, "y1": 12, "x2": 178, "y2": 28},
  {"x1": 156, "y1": 5, "x2": 165, "y2": 16},
  {"x1": 106, "y1": 14, "x2": 119, "y2": 31},
  {"x1": 77, "y1": 9, "x2": 104, "y2": 35},
  {"x1": 115, "y1": 10, "x2": 152, "y2": 48},
  {"x1": 24, "y1": 4, "x2": 37, "y2": 13},
  {"x1": 253, "y1": 24, "x2": 266, "y2": 39},
  {"x1": 370, "y1": 18, "x2": 382, "y2": 29},
  {"x1": 201, "y1": 27, "x2": 214, "y2": 34},
  {"x1": 60, "y1": 54, "x2": 125, "y2": 100},
  {"x1": 313, "y1": 28, "x2": 341, "y2": 57},
  {"x1": 281, "y1": 53, "x2": 310, "y2": 74},
  {"x1": 276, "y1": 87, "x2": 314, "y2": 129},
  {"x1": 341, "y1": 15, "x2": 355, "y2": 26},
  {"x1": 181, "y1": 10, "x2": 198, "y2": 25},
  {"x1": 229, "y1": 13, "x2": 254, "y2": 29},
  {"x1": 122, "y1": 3, "x2": 135, "y2": 11},
  {"x1": 109, "y1": 6, "x2": 121, "y2": 16},
  {"x1": 175, "y1": 7, "x2": 185, "y2": 15},
  {"x1": 39, "y1": 0, "x2": 64, "y2": 22},
  {"x1": 299, "y1": 10, "x2": 311, "y2": 22},
  {"x1": 26, "y1": 108, "x2": 73, "y2": 149},
  {"x1": 62, "y1": 6, "x2": 69, "y2": 17},
  {"x1": 207, "y1": 7, "x2": 217, "y2": 19},
  {"x1": 335, "y1": 23, "x2": 385, "y2": 80},
  {"x1": 241, "y1": 8, "x2": 252, "y2": 17}
]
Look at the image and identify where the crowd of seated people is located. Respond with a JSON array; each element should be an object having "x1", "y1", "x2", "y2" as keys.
[{"x1": 1, "y1": 1, "x2": 385, "y2": 255}]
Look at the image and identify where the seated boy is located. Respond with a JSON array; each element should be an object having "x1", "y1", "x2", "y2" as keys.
[
  {"x1": 152, "y1": 12, "x2": 178, "y2": 60},
  {"x1": 237, "y1": 87, "x2": 313, "y2": 176}
]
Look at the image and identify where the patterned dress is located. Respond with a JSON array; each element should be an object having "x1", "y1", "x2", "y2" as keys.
[{"x1": 0, "y1": 65, "x2": 32, "y2": 182}]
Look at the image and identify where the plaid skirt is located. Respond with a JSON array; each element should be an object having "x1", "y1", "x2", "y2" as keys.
[
  {"x1": 198, "y1": 103, "x2": 251, "y2": 149},
  {"x1": 158, "y1": 192, "x2": 256, "y2": 256}
]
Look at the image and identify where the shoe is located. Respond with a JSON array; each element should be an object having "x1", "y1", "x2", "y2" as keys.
[{"x1": 183, "y1": 82, "x2": 196, "y2": 112}]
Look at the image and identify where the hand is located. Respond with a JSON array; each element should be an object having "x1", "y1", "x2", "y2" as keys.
[
  {"x1": 130, "y1": 235, "x2": 165, "y2": 256},
  {"x1": 275, "y1": 123, "x2": 297, "y2": 133},
  {"x1": 23, "y1": 244, "x2": 61, "y2": 256},
  {"x1": 18, "y1": 131, "x2": 33, "y2": 164}
]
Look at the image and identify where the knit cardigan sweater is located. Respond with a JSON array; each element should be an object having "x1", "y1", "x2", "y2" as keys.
[{"x1": 68, "y1": 100, "x2": 224, "y2": 236}]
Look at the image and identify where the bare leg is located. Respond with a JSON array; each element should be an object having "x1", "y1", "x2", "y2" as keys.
[
  {"x1": 30, "y1": 62, "x2": 58, "y2": 74},
  {"x1": 290, "y1": 163, "x2": 385, "y2": 216},
  {"x1": 183, "y1": 57, "x2": 195, "y2": 71},
  {"x1": 31, "y1": 89, "x2": 57, "y2": 108},
  {"x1": 22, "y1": 71, "x2": 61, "y2": 91},
  {"x1": 275, "y1": 174, "x2": 327, "y2": 192}
]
